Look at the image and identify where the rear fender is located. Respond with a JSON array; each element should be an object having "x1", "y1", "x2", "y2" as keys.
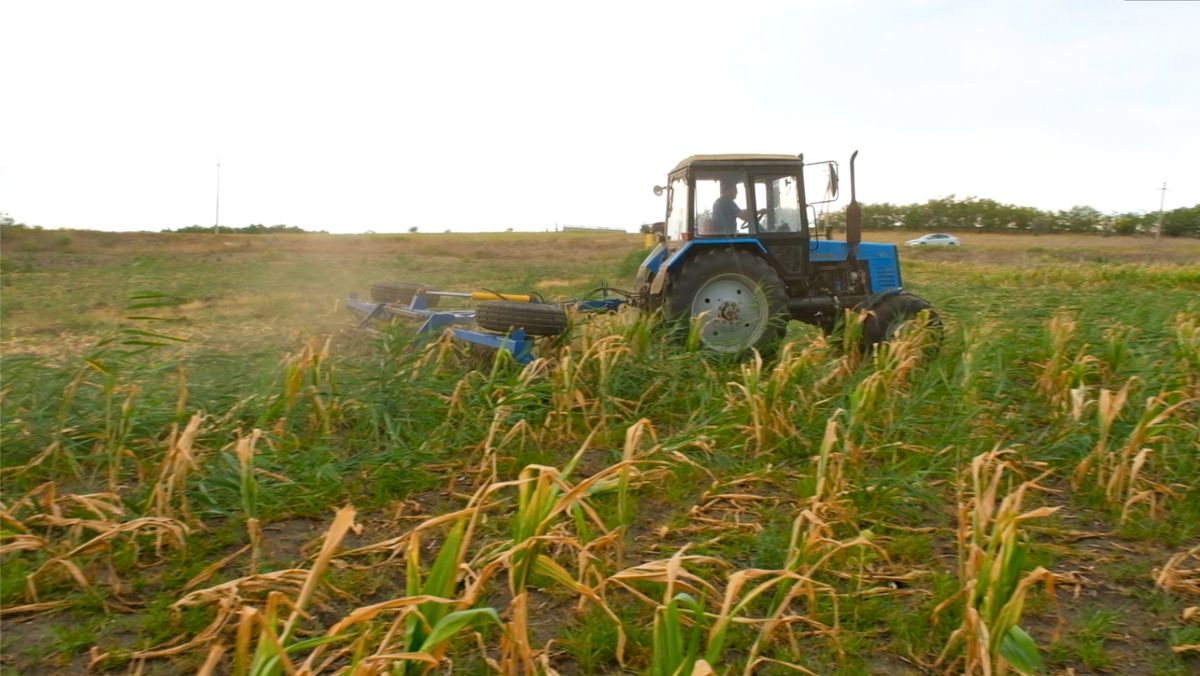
[
  {"x1": 651, "y1": 240, "x2": 773, "y2": 297},
  {"x1": 663, "y1": 240, "x2": 770, "y2": 275},
  {"x1": 635, "y1": 243, "x2": 668, "y2": 290}
]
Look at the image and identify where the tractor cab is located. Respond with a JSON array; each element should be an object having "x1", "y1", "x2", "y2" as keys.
[
  {"x1": 652, "y1": 154, "x2": 842, "y2": 284},
  {"x1": 663, "y1": 155, "x2": 809, "y2": 239},
  {"x1": 635, "y1": 151, "x2": 937, "y2": 355}
]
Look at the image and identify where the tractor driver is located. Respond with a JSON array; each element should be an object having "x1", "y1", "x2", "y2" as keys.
[{"x1": 711, "y1": 180, "x2": 765, "y2": 235}]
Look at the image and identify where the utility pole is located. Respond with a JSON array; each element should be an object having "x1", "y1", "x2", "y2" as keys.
[
  {"x1": 1155, "y1": 182, "x2": 1167, "y2": 240},
  {"x1": 214, "y1": 158, "x2": 222, "y2": 235}
]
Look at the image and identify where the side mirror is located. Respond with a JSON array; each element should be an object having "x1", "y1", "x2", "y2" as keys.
[
  {"x1": 653, "y1": 185, "x2": 665, "y2": 197},
  {"x1": 826, "y1": 166, "x2": 838, "y2": 200}
]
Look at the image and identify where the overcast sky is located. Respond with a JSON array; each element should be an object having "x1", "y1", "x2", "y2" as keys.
[{"x1": 2, "y1": 0, "x2": 1196, "y2": 233}]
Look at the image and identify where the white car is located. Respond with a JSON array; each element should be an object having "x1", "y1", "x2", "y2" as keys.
[{"x1": 905, "y1": 233, "x2": 960, "y2": 247}]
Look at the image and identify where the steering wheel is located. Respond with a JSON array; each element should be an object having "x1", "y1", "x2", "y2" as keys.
[{"x1": 754, "y1": 209, "x2": 768, "y2": 230}]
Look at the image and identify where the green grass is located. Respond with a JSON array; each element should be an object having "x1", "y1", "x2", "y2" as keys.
[{"x1": 1, "y1": 229, "x2": 1198, "y2": 673}]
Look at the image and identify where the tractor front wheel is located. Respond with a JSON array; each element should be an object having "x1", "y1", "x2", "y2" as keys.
[
  {"x1": 862, "y1": 292, "x2": 941, "y2": 350},
  {"x1": 664, "y1": 250, "x2": 789, "y2": 355}
]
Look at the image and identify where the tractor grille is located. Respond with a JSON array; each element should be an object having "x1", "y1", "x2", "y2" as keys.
[{"x1": 869, "y1": 259, "x2": 901, "y2": 291}]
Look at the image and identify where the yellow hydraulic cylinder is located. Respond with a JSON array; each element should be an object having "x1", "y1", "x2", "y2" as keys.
[{"x1": 469, "y1": 291, "x2": 531, "y2": 302}]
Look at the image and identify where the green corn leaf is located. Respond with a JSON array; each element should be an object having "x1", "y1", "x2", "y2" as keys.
[
  {"x1": 675, "y1": 593, "x2": 705, "y2": 672},
  {"x1": 570, "y1": 503, "x2": 593, "y2": 545},
  {"x1": 425, "y1": 521, "x2": 466, "y2": 597},
  {"x1": 125, "y1": 291, "x2": 188, "y2": 310},
  {"x1": 418, "y1": 608, "x2": 502, "y2": 653},
  {"x1": 418, "y1": 520, "x2": 467, "y2": 630},
  {"x1": 124, "y1": 313, "x2": 188, "y2": 322},
  {"x1": 661, "y1": 600, "x2": 684, "y2": 673},
  {"x1": 998, "y1": 624, "x2": 1043, "y2": 675},
  {"x1": 652, "y1": 607, "x2": 669, "y2": 676},
  {"x1": 252, "y1": 634, "x2": 346, "y2": 676},
  {"x1": 532, "y1": 554, "x2": 585, "y2": 593}
]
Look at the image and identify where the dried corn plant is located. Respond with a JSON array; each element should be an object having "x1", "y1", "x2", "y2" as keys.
[
  {"x1": 957, "y1": 321, "x2": 999, "y2": 408},
  {"x1": 612, "y1": 548, "x2": 836, "y2": 674},
  {"x1": 484, "y1": 460, "x2": 634, "y2": 670},
  {"x1": 782, "y1": 414, "x2": 856, "y2": 578},
  {"x1": 120, "y1": 507, "x2": 361, "y2": 674},
  {"x1": 1172, "y1": 311, "x2": 1200, "y2": 397},
  {"x1": 1155, "y1": 543, "x2": 1200, "y2": 597},
  {"x1": 1156, "y1": 544, "x2": 1200, "y2": 656},
  {"x1": 1073, "y1": 383, "x2": 1190, "y2": 522},
  {"x1": 145, "y1": 412, "x2": 205, "y2": 526},
  {"x1": 845, "y1": 318, "x2": 936, "y2": 447},
  {"x1": 935, "y1": 448, "x2": 1058, "y2": 675},
  {"x1": 810, "y1": 310, "x2": 867, "y2": 394},
  {"x1": 540, "y1": 333, "x2": 638, "y2": 442},
  {"x1": 1099, "y1": 322, "x2": 1137, "y2": 377},
  {"x1": 232, "y1": 429, "x2": 265, "y2": 572},
  {"x1": 654, "y1": 469, "x2": 782, "y2": 553},
  {"x1": 724, "y1": 341, "x2": 827, "y2": 455},
  {"x1": 261, "y1": 336, "x2": 341, "y2": 436},
  {"x1": 1035, "y1": 313, "x2": 1099, "y2": 419},
  {"x1": 3, "y1": 483, "x2": 188, "y2": 613}
]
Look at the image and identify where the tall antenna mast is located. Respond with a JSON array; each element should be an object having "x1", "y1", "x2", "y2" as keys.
[
  {"x1": 1154, "y1": 182, "x2": 1168, "y2": 240},
  {"x1": 214, "y1": 158, "x2": 222, "y2": 235}
]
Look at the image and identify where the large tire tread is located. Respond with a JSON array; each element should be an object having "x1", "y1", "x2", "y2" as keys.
[
  {"x1": 663, "y1": 249, "x2": 789, "y2": 355},
  {"x1": 475, "y1": 301, "x2": 567, "y2": 336},
  {"x1": 862, "y1": 292, "x2": 941, "y2": 349},
  {"x1": 370, "y1": 280, "x2": 440, "y2": 308}
]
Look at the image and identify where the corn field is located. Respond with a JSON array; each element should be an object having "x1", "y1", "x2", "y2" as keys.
[{"x1": 1, "y1": 231, "x2": 1198, "y2": 674}]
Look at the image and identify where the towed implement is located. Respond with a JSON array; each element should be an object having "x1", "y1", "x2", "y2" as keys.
[
  {"x1": 348, "y1": 151, "x2": 938, "y2": 361},
  {"x1": 345, "y1": 281, "x2": 621, "y2": 363}
]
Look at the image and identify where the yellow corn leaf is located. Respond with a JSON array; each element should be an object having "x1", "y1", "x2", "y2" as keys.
[{"x1": 282, "y1": 505, "x2": 356, "y2": 641}]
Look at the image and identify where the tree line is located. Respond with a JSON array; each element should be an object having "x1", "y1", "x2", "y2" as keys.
[
  {"x1": 165, "y1": 224, "x2": 323, "y2": 234},
  {"x1": 815, "y1": 196, "x2": 1199, "y2": 237}
]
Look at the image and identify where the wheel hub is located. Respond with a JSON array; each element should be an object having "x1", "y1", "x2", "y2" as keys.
[
  {"x1": 717, "y1": 300, "x2": 742, "y2": 322},
  {"x1": 690, "y1": 273, "x2": 769, "y2": 352}
]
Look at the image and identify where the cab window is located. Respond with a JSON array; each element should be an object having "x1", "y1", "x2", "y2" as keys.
[
  {"x1": 752, "y1": 175, "x2": 801, "y2": 233},
  {"x1": 665, "y1": 177, "x2": 688, "y2": 241},
  {"x1": 694, "y1": 171, "x2": 749, "y2": 237}
]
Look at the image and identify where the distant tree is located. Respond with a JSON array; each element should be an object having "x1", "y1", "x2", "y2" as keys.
[
  {"x1": 1055, "y1": 206, "x2": 1105, "y2": 233},
  {"x1": 1111, "y1": 213, "x2": 1145, "y2": 235},
  {"x1": 408, "y1": 226, "x2": 418, "y2": 233},
  {"x1": 164, "y1": 224, "x2": 311, "y2": 234},
  {"x1": 861, "y1": 202, "x2": 904, "y2": 229},
  {"x1": 822, "y1": 196, "x2": 1195, "y2": 238},
  {"x1": 1161, "y1": 204, "x2": 1200, "y2": 238},
  {"x1": 0, "y1": 212, "x2": 37, "y2": 234}
]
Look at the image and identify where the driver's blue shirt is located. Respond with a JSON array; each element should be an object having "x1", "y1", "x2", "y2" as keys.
[{"x1": 712, "y1": 197, "x2": 740, "y2": 233}]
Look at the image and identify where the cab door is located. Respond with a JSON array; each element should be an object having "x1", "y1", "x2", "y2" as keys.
[{"x1": 750, "y1": 173, "x2": 808, "y2": 279}]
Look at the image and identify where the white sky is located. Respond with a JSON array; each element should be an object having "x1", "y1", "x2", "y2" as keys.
[{"x1": 1, "y1": 0, "x2": 1196, "y2": 233}]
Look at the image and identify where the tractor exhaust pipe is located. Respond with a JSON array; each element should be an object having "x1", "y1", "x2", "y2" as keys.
[{"x1": 846, "y1": 150, "x2": 861, "y2": 250}]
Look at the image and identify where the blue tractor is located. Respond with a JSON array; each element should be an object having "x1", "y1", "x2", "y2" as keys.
[{"x1": 632, "y1": 152, "x2": 936, "y2": 354}]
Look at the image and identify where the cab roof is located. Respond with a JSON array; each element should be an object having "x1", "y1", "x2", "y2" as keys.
[{"x1": 671, "y1": 154, "x2": 803, "y2": 173}]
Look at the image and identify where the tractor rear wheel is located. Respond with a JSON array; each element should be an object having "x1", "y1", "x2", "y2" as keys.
[
  {"x1": 664, "y1": 250, "x2": 788, "y2": 355},
  {"x1": 862, "y1": 292, "x2": 941, "y2": 350},
  {"x1": 370, "y1": 281, "x2": 440, "y2": 308},
  {"x1": 475, "y1": 301, "x2": 567, "y2": 336}
]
